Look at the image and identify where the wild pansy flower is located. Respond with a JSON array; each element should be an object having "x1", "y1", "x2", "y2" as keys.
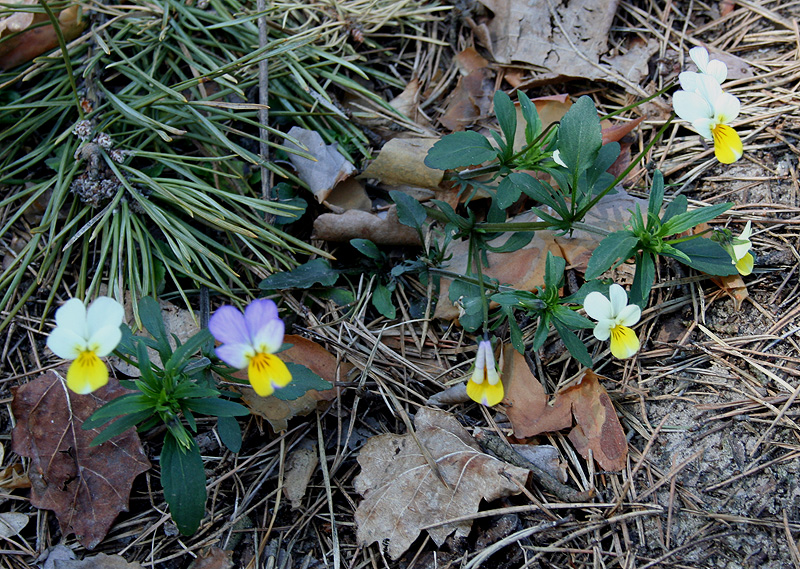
[
  {"x1": 673, "y1": 63, "x2": 743, "y2": 164},
  {"x1": 466, "y1": 339, "x2": 503, "y2": 406},
  {"x1": 583, "y1": 284, "x2": 641, "y2": 359},
  {"x1": 730, "y1": 221, "x2": 754, "y2": 275},
  {"x1": 46, "y1": 297, "x2": 124, "y2": 394},
  {"x1": 209, "y1": 299, "x2": 291, "y2": 397}
]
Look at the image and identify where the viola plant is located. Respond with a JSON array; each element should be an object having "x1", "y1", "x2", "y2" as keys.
[{"x1": 46, "y1": 297, "x2": 124, "y2": 394}]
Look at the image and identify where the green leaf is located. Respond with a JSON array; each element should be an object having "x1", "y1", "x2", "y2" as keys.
[
  {"x1": 585, "y1": 232, "x2": 639, "y2": 280},
  {"x1": 670, "y1": 238, "x2": 739, "y2": 276},
  {"x1": 551, "y1": 305, "x2": 593, "y2": 329},
  {"x1": 630, "y1": 252, "x2": 656, "y2": 308},
  {"x1": 431, "y1": 199, "x2": 470, "y2": 229},
  {"x1": 84, "y1": 394, "x2": 154, "y2": 429},
  {"x1": 165, "y1": 329, "x2": 214, "y2": 374},
  {"x1": 259, "y1": 258, "x2": 339, "y2": 290},
  {"x1": 457, "y1": 295, "x2": 484, "y2": 333},
  {"x1": 424, "y1": 131, "x2": 496, "y2": 170},
  {"x1": 391, "y1": 190, "x2": 427, "y2": 230},
  {"x1": 585, "y1": 142, "x2": 620, "y2": 192},
  {"x1": 518, "y1": 91, "x2": 542, "y2": 143},
  {"x1": 272, "y1": 362, "x2": 333, "y2": 400},
  {"x1": 216, "y1": 416, "x2": 242, "y2": 453},
  {"x1": 161, "y1": 435, "x2": 206, "y2": 535},
  {"x1": 648, "y1": 170, "x2": 665, "y2": 220},
  {"x1": 484, "y1": 231, "x2": 534, "y2": 253},
  {"x1": 494, "y1": 91, "x2": 516, "y2": 159},
  {"x1": 138, "y1": 296, "x2": 171, "y2": 360},
  {"x1": 660, "y1": 203, "x2": 732, "y2": 236},
  {"x1": 351, "y1": 238, "x2": 382, "y2": 260},
  {"x1": 562, "y1": 279, "x2": 609, "y2": 304},
  {"x1": 503, "y1": 307, "x2": 525, "y2": 353},
  {"x1": 552, "y1": 319, "x2": 593, "y2": 368},
  {"x1": 662, "y1": 195, "x2": 687, "y2": 224},
  {"x1": 371, "y1": 283, "x2": 396, "y2": 319},
  {"x1": 544, "y1": 251, "x2": 566, "y2": 290},
  {"x1": 532, "y1": 313, "x2": 551, "y2": 351},
  {"x1": 89, "y1": 410, "x2": 154, "y2": 447},
  {"x1": 496, "y1": 175, "x2": 524, "y2": 210},
  {"x1": 184, "y1": 397, "x2": 250, "y2": 417},
  {"x1": 557, "y1": 96, "x2": 601, "y2": 174}
]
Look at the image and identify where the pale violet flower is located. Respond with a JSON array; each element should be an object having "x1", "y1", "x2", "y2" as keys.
[
  {"x1": 466, "y1": 339, "x2": 503, "y2": 406},
  {"x1": 209, "y1": 299, "x2": 291, "y2": 397},
  {"x1": 46, "y1": 297, "x2": 124, "y2": 394},
  {"x1": 673, "y1": 73, "x2": 742, "y2": 164},
  {"x1": 583, "y1": 285, "x2": 641, "y2": 359},
  {"x1": 731, "y1": 221, "x2": 754, "y2": 276}
]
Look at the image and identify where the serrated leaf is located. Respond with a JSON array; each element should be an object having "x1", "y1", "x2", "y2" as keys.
[
  {"x1": 424, "y1": 131, "x2": 496, "y2": 170},
  {"x1": 556, "y1": 96, "x2": 602, "y2": 174},
  {"x1": 259, "y1": 258, "x2": 339, "y2": 290}
]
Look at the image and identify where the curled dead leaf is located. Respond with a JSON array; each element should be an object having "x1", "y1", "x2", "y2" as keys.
[
  {"x1": 285, "y1": 127, "x2": 356, "y2": 205},
  {"x1": 313, "y1": 206, "x2": 421, "y2": 245}
]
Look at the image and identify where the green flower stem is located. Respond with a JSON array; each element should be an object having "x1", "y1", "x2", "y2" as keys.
[
  {"x1": 665, "y1": 228, "x2": 712, "y2": 244},
  {"x1": 477, "y1": 221, "x2": 551, "y2": 232},
  {"x1": 575, "y1": 114, "x2": 676, "y2": 222},
  {"x1": 470, "y1": 238, "x2": 491, "y2": 330},
  {"x1": 507, "y1": 121, "x2": 560, "y2": 164},
  {"x1": 600, "y1": 81, "x2": 677, "y2": 121}
]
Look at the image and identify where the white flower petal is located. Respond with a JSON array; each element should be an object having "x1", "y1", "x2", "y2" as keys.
[
  {"x1": 592, "y1": 320, "x2": 613, "y2": 341},
  {"x1": 55, "y1": 298, "x2": 88, "y2": 339},
  {"x1": 706, "y1": 60, "x2": 727, "y2": 84},
  {"x1": 694, "y1": 74, "x2": 723, "y2": 107},
  {"x1": 583, "y1": 291, "x2": 613, "y2": 320},
  {"x1": 87, "y1": 325, "x2": 122, "y2": 357},
  {"x1": 673, "y1": 91, "x2": 711, "y2": 122},
  {"x1": 732, "y1": 221, "x2": 752, "y2": 260},
  {"x1": 691, "y1": 118, "x2": 715, "y2": 140},
  {"x1": 689, "y1": 47, "x2": 710, "y2": 71},
  {"x1": 251, "y1": 319, "x2": 284, "y2": 354},
  {"x1": 47, "y1": 327, "x2": 87, "y2": 359},
  {"x1": 608, "y1": 284, "x2": 628, "y2": 316},
  {"x1": 740, "y1": 220, "x2": 752, "y2": 240},
  {"x1": 678, "y1": 71, "x2": 702, "y2": 93},
  {"x1": 216, "y1": 343, "x2": 254, "y2": 369},
  {"x1": 552, "y1": 149, "x2": 567, "y2": 167},
  {"x1": 617, "y1": 304, "x2": 642, "y2": 327},
  {"x1": 86, "y1": 297, "x2": 124, "y2": 336},
  {"x1": 714, "y1": 92, "x2": 740, "y2": 123}
]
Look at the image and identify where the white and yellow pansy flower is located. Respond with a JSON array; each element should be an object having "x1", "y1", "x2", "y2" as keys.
[
  {"x1": 46, "y1": 297, "x2": 124, "y2": 394},
  {"x1": 466, "y1": 339, "x2": 504, "y2": 406},
  {"x1": 583, "y1": 284, "x2": 641, "y2": 360},
  {"x1": 731, "y1": 221, "x2": 754, "y2": 276}
]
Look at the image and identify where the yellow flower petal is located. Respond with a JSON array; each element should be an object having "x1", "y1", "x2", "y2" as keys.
[
  {"x1": 248, "y1": 353, "x2": 292, "y2": 397},
  {"x1": 736, "y1": 252, "x2": 754, "y2": 276},
  {"x1": 609, "y1": 325, "x2": 640, "y2": 359},
  {"x1": 466, "y1": 377, "x2": 504, "y2": 407},
  {"x1": 67, "y1": 351, "x2": 109, "y2": 394},
  {"x1": 712, "y1": 124, "x2": 743, "y2": 164}
]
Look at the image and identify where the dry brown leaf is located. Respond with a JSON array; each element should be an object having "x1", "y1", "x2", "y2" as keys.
[
  {"x1": 354, "y1": 407, "x2": 528, "y2": 560},
  {"x1": 477, "y1": 0, "x2": 652, "y2": 94},
  {"x1": 11, "y1": 371, "x2": 151, "y2": 549},
  {"x1": 0, "y1": 512, "x2": 28, "y2": 539},
  {"x1": 51, "y1": 553, "x2": 145, "y2": 569},
  {"x1": 284, "y1": 127, "x2": 356, "y2": 204},
  {"x1": 323, "y1": 178, "x2": 372, "y2": 213},
  {"x1": 425, "y1": 382, "x2": 470, "y2": 406},
  {"x1": 313, "y1": 206, "x2": 421, "y2": 245},
  {"x1": 440, "y1": 49, "x2": 495, "y2": 131},
  {"x1": 503, "y1": 348, "x2": 627, "y2": 471},
  {"x1": 283, "y1": 447, "x2": 318, "y2": 509},
  {"x1": 0, "y1": 463, "x2": 30, "y2": 490},
  {"x1": 186, "y1": 547, "x2": 234, "y2": 569},
  {"x1": 0, "y1": 4, "x2": 86, "y2": 70},
  {"x1": 361, "y1": 138, "x2": 443, "y2": 190},
  {"x1": 237, "y1": 335, "x2": 343, "y2": 431}
]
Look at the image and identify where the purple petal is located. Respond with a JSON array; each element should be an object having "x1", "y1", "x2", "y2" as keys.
[
  {"x1": 244, "y1": 299, "x2": 279, "y2": 341},
  {"x1": 209, "y1": 306, "x2": 250, "y2": 345}
]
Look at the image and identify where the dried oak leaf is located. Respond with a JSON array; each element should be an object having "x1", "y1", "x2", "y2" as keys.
[
  {"x1": 51, "y1": 553, "x2": 145, "y2": 569},
  {"x1": 354, "y1": 407, "x2": 528, "y2": 560},
  {"x1": 11, "y1": 371, "x2": 151, "y2": 549},
  {"x1": 503, "y1": 347, "x2": 627, "y2": 471}
]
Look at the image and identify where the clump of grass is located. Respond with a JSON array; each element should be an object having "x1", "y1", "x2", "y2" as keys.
[{"x1": 0, "y1": 0, "x2": 442, "y2": 331}]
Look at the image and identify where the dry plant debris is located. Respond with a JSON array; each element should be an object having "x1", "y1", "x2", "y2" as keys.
[
  {"x1": 354, "y1": 407, "x2": 529, "y2": 559},
  {"x1": 11, "y1": 371, "x2": 150, "y2": 549}
]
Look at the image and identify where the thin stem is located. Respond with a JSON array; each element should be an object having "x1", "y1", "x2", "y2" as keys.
[
  {"x1": 600, "y1": 81, "x2": 678, "y2": 121},
  {"x1": 470, "y1": 239, "x2": 490, "y2": 331},
  {"x1": 40, "y1": 0, "x2": 83, "y2": 118}
]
